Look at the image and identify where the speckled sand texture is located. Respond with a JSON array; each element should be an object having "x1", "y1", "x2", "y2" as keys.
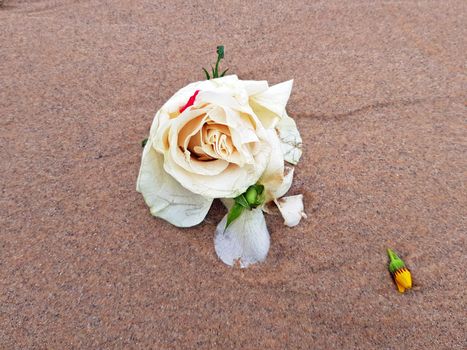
[{"x1": 1, "y1": 0, "x2": 466, "y2": 348}]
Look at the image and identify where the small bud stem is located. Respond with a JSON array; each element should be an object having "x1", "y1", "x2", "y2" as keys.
[
  {"x1": 387, "y1": 248, "x2": 398, "y2": 262},
  {"x1": 214, "y1": 56, "x2": 221, "y2": 77}
]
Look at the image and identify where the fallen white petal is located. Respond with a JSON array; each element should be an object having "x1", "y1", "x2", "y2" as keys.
[
  {"x1": 214, "y1": 208, "x2": 270, "y2": 268},
  {"x1": 136, "y1": 145, "x2": 212, "y2": 227},
  {"x1": 275, "y1": 113, "x2": 303, "y2": 165},
  {"x1": 274, "y1": 194, "x2": 306, "y2": 227}
]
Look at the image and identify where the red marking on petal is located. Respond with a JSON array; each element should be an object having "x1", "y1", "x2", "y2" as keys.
[{"x1": 179, "y1": 90, "x2": 200, "y2": 113}]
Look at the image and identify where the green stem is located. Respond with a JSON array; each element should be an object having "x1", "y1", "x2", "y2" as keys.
[
  {"x1": 214, "y1": 56, "x2": 220, "y2": 77},
  {"x1": 387, "y1": 248, "x2": 398, "y2": 262}
]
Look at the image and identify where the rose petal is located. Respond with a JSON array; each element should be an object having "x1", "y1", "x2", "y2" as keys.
[
  {"x1": 169, "y1": 108, "x2": 230, "y2": 176},
  {"x1": 197, "y1": 90, "x2": 252, "y2": 115},
  {"x1": 206, "y1": 105, "x2": 227, "y2": 124},
  {"x1": 162, "y1": 75, "x2": 240, "y2": 115},
  {"x1": 249, "y1": 80, "x2": 293, "y2": 128},
  {"x1": 214, "y1": 207, "x2": 270, "y2": 268},
  {"x1": 274, "y1": 194, "x2": 306, "y2": 227},
  {"x1": 275, "y1": 113, "x2": 303, "y2": 165},
  {"x1": 241, "y1": 80, "x2": 269, "y2": 96},
  {"x1": 163, "y1": 139, "x2": 271, "y2": 198},
  {"x1": 259, "y1": 129, "x2": 293, "y2": 202},
  {"x1": 179, "y1": 90, "x2": 200, "y2": 113},
  {"x1": 136, "y1": 144, "x2": 212, "y2": 227},
  {"x1": 273, "y1": 166, "x2": 294, "y2": 199}
]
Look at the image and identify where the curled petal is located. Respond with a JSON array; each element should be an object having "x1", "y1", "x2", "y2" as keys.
[
  {"x1": 249, "y1": 80, "x2": 293, "y2": 128},
  {"x1": 214, "y1": 208, "x2": 270, "y2": 268},
  {"x1": 168, "y1": 108, "x2": 230, "y2": 176},
  {"x1": 275, "y1": 113, "x2": 303, "y2": 165},
  {"x1": 136, "y1": 144, "x2": 212, "y2": 227},
  {"x1": 274, "y1": 194, "x2": 306, "y2": 227}
]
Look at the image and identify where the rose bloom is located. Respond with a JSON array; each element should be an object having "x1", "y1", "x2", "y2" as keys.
[{"x1": 137, "y1": 75, "x2": 303, "y2": 228}]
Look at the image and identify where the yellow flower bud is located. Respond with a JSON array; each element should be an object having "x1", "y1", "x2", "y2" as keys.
[
  {"x1": 387, "y1": 248, "x2": 413, "y2": 293},
  {"x1": 394, "y1": 267, "x2": 412, "y2": 293}
]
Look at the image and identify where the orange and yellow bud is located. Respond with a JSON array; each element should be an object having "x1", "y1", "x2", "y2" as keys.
[
  {"x1": 393, "y1": 267, "x2": 412, "y2": 293},
  {"x1": 387, "y1": 248, "x2": 413, "y2": 293}
]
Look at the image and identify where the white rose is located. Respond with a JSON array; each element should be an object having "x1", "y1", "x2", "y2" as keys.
[{"x1": 137, "y1": 75, "x2": 303, "y2": 231}]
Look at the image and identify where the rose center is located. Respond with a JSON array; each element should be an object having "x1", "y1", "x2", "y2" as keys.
[{"x1": 204, "y1": 126, "x2": 233, "y2": 158}]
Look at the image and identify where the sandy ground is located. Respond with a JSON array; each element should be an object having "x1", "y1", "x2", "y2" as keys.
[{"x1": 1, "y1": 0, "x2": 466, "y2": 348}]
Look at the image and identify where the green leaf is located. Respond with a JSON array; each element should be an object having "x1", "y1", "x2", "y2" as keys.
[
  {"x1": 220, "y1": 68, "x2": 229, "y2": 77},
  {"x1": 225, "y1": 203, "x2": 244, "y2": 229},
  {"x1": 141, "y1": 138, "x2": 148, "y2": 147},
  {"x1": 202, "y1": 67, "x2": 211, "y2": 80},
  {"x1": 234, "y1": 194, "x2": 250, "y2": 209}
]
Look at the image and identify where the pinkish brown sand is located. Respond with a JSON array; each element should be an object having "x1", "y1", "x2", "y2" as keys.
[{"x1": 1, "y1": 0, "x2": 466, "y2": 348}]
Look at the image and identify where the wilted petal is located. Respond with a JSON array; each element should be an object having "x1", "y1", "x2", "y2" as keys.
[
  {"x1": 274, "y1": 194, "x2": 306, "y2": 227},
  {"x1": 214, "y1": 208, "x2": 270, "y2": 268},
  {"x1": 259, "y1": 129, "x2": 293, "y2": 202},
  {"x1": 249, "y1": 80, "x2": 293, "y2": 128},
  {"x1": 136, "y1": 145, "x2": 212, "y2": 227},
  {"x1": 272, "y1": 166, "x2": 294, "y2": 199},
  {"x1": 275, "y1": 113, "x2": 302, "y2": 165}
]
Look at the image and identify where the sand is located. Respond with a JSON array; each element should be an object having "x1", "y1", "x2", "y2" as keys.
[{"x1": 1, "y1": 0, "x2": 466, "y2": 348}]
